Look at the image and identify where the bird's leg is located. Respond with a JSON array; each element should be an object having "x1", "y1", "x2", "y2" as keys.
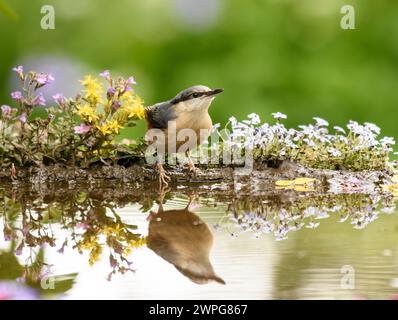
[
  {"x1": 157, "y1": 162, "x2": 170, "y2": 187},
  {"x1": 185, "y1": 151, "x2": 197, "y2": 174},
  {"x1": 158, "y1": 184, "x2": 169, "y2": 212},
  {"x1": 10, "y1": 163, "x2": 17, "y2": 181},
  {"x1": 147, "y1": 185, "x2": 169, "y2": 221},
  {"x1": 186, "y1": 192, "x2": 196, "y2": 210}
]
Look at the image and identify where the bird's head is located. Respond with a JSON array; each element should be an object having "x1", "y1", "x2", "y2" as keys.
[{"x1": 171, "y1": 85, "x2": 223, "y2": 111}]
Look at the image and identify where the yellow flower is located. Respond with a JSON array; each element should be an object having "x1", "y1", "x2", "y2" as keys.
[
  {"x1": 80, "y1": 75, "x2": 103, "y2": 105},
  {"x1": 382, "y1": 184, "x2": 398, "y2": 197},
  {"x1": 127, "y1": 103, "x2": 145, "y2": 120},
  {"x1": 97, "y1": 119, "x2": 122, "y2": 135},
  {"x1": 123, "y1": 237, "x2": 147, "y2": 255},
  {"x1": 76, "y1": 104, "x2": 99, "y2": 123},
  {"x1": 121, "y1": 92, "x2": 145, "y2": 120},
  {"x1": 89, "y1": 243, "x2": 103, "y2": 266}
]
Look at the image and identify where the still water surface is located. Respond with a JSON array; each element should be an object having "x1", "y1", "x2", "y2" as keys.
[{"x1": 0, "y1": 183, "x2": 397, "y2": 299}]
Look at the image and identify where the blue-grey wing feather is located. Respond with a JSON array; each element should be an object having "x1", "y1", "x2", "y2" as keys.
[{"x1": 145, "y1": 101, "x2": 176, "y2": 129}]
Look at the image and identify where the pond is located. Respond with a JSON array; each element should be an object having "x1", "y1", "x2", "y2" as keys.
[{"x1": 0, "y1": 180, "x2": 397, "y2": 300}]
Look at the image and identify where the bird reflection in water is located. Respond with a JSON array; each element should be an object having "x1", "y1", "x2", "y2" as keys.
[{"x1": 147, "y1": 188, "x2": 225, "y2": 285}]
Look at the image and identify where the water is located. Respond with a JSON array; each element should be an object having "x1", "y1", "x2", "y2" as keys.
[{"x1": 0, "y1": 182, "x2": 397, "y2": 300}]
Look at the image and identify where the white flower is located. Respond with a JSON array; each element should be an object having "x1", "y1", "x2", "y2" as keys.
[
  {"x1": 303, "y1": 207, "x2": 318, "y2": 217},
  {"x1": 329, "y1": 205, "x2": 342, "y2": 212},
  {"x1": 247, "y1": 113, "x2": 261, "y2": 125},
  {"x1": 381, "y1": 206, "x2": 396, "y2": 214},
  {"x1": 347, "y1": 120, "x2": 363, "y2": 135},
  {"x1": 272, "y1": 112, "x2": 287, "y2": 120},
  {"x1": 327, "y1": 147, "x2": 342, "y2": 157},
  {"x1": 315, "y1": 211, "x2": 330, "y2": 219},
  {"x1": 333, "y1": 126, "x2": 346, "y2": 134},
  {"x1": 313, "y1": 117, "x2": 329, "y2": 127},
  {"x1": 303, "y1": 138, "x2": 317, "y2": 148},
  {"x1": 228, "y1": 116, "x2": 237, "y2": 127},
  {"x1": 306, "y1": 221, "x2": 320, "y2": 229},
  {"x1": 381, "y1": 136, "x2": 395, "y2": 146},
  {"x1": 212, "y1": 123, "x2": 221, "y2": 130},
  {"x1": 338, "y1": 215, "x2": 349, "y2": 223},
  {"x1": 364, "y1": 122, "x2": 381, "y2": 135},
  {"x1": 299, "y1": 124, "x2": 316, "y2": 137}
]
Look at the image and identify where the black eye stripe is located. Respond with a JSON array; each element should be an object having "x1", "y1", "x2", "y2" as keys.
[{"x1": 171, "y1": 91, "x2": 207, "y2": 104}]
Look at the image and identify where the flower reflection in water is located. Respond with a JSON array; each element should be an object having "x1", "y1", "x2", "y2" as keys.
[
  {"x1": 220, "y1": 193, "x2": 396, "y2": 240},
  {"x1": 0, "y1": 181, "x2": 397, "y2": 298}
]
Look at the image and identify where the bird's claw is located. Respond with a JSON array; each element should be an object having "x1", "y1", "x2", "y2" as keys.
[
  {"x1": 10, "y1": 163, "x2": 17, "y2": 181},
  {"x1": 187, "y1": 159, "x2": 200, "y2": 175},
  {"x1": 188, "y1": 161, "x2": 197, "y2": 173},
  {"x1": 157, "y1": 163, "x2": 171, "y2": 187}
]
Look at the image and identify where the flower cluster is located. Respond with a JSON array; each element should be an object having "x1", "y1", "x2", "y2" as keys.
[
  {"x1": 210, "y1": 113, "x2": 396, "y2": 171},
  {"x1": 75, "y1": 71, "x2": 144, "y2": 139},
  {"x1": 218, "y1": 193, "x2": 396, "y2": 241},
  {"x1": 0, "y1": 67, "x2": 145, "y2": 168},
  {"x1": 0, "y1": 189, "x2": 146, "y2": 281}
]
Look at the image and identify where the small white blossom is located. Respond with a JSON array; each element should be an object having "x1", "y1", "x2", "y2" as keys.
[
  {"x1": 333, "y1": 126, "x2": 346, "y2": 134},
  {"x1": 313, "y1": 117, "x2": 329, "y2": 127},
  {"x1": 364, "y1": 122, "x2": 381, "y2": 135},
  {"x1": 328, "y1": 147, "x2": 342, "y2": 157},
  {"x1": 381, "y1": 136, "x2": 395, "y2": 147},
  {"x1": 306, "y1": 221, "x2": 320, "y2": 229},
  {"x1": 246, "y1": 113, "x2": 261, "y2": 125},
  {"x1": 272, "y1": 112, "x2": 287, "y2": 120}
]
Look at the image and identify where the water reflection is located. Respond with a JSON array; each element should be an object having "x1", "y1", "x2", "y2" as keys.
[
  {"x1": 0, "y1": 181, "x2": 397, "y2": 299},
  {"x1": 147, "y1": 191, "x2": 225, "y2": 285}
]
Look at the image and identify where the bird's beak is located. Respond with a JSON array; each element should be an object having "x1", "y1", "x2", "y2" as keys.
[{"x1": 206, "y1": 88, "x2": 224, "y2": 97}]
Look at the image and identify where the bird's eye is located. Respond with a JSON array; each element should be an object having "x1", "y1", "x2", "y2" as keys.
[{"x1": 192, "y1": 93, "x2": 200, "y2": 98}]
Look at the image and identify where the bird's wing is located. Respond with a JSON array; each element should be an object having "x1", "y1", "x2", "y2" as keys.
[{"x1": 145, "y1": 101, "x2": 177, "y2": 129}]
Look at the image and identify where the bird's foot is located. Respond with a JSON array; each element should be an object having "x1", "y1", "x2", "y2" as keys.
[
  {"x1": 10, "y1": 163, "x2": 17, "y2": 181},
  {"x1": 187, "y1": 192, "x2": 197, "y2": 209},
  {"x1": 157, "y1": 163, "x2": 171, "y2": 187},
  {"x1": 187, "y1": 160, "x2": 199, "y2": 174}
]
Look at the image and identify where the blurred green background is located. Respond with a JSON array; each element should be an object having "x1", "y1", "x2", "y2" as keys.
[{"x1": 0, "y1": 0, "x2": 397, "y2": 140}]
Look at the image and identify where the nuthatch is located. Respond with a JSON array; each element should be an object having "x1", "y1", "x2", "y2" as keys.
[
  {"x1": 147, "y1": 192, "x2": 225, "y2": 285},
  {"x1": 145, "y1": 85, "x2": 223, "y2": 185}
]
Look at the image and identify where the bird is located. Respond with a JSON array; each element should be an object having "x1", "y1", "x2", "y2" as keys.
[
  {"x1": 144, "y1": 85, "x2": 223, "y2": 186},
  {"x1": 147, "y1": 192, "x2": 226, "y2": 285}
]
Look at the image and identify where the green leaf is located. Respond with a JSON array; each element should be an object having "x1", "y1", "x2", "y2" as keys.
[{"x1": 0, "y1": 250, "x2": 24, "y2": 280}]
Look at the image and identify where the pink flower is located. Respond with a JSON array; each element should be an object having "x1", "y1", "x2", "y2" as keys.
[
  {"x1": 12, "y1": 65, "x2": 23, "y2": 73},
  {"x1": 0, "y1": 281, "x2": 39, "y2": 300},
  {"x1": 19, "y1": 113, "x2": 27, "y2": 124},
  {"x1": 74, "y1": 123, "x2": 92, "y2": 135},
  {"x1": 100, "y1": 70, "x2": 111, "y2": 80},
  {"x1": 35, "y1": 73, "x2": 54, "y2": 86},
  {"x1": 52, "y1": 93, "x2": 65, "y2": 105},
  {"x1": 107, "y1": 87, "x2": 116, "y2": 99},
  {"x1": 111, "y1": 101, "x2": 121, "y2": 110},
  {"x1": 32, "y1": 93, "x2": 46, "y2": 106},
  {"x1": 1, "y1": 105, "x2": 12, "y2": 117},
  {"x1": 11, "y1": 91, "x2": 23, "y2": 101},
  {"x1": 12, "y1": 65, "x2": 24, "y2": 79},
  {"x1": 14, "y1": 241, "x2": 24, "y2": 256},
  {"x1": 126, "y1": 76, "x2": 136, "y2": 85},
  {"x1": 76, "y1": 222, "x2": 89, "y2": 229},
  {"x1": 125, "y1": 76, "x2": 136, "y2": 92}
]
